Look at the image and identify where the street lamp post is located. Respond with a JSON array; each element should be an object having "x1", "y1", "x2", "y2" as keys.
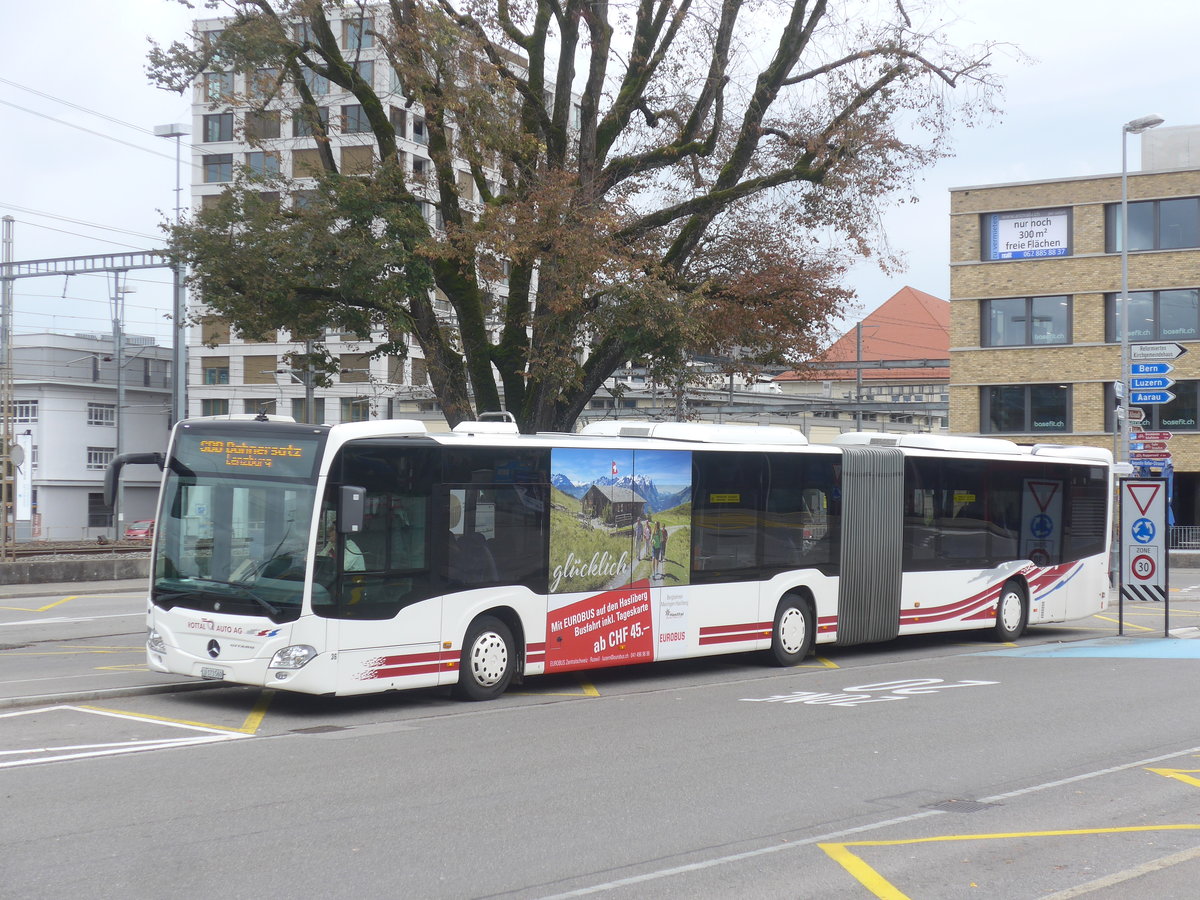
[
  {"x1": 1119, "y1": 113, "x2": 1165, "y2": 466},
  {"x1": 154, "y1": 123, "x2": 189, "y2": 426}
]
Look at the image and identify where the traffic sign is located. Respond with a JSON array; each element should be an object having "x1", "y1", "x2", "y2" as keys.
[
  {"x1": 1138, "y1": 431, "x2": 1173, "y2": 441},
  {"x1": 1131, "y1": 342, "x2": 1188, "y2": 361},
  {"x1": 1130, "y1": 362, "x2": 1174, "y2": 376},
  {"x1": 1130, "y1": 451, "x2": 1172, "y2": 460},
  {"x1": 1136, "y1": 441, "x2": 1169, "y2": 451},
  {"x1": 1131, "y1": 553, "x2": 1156, "y2": 581},
  {"x1": 1130, "y1": 376, "x2": 1175, "y2": 391},
  {"x1": 1127, "y1": 407, "x2": 1146, "y2": 422},
  {"x1": 1130, "y1": 390, "x2": 1175, "y2": 404}
]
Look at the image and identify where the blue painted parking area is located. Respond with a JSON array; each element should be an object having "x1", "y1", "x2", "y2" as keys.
[{"x1": 982, "y1": 633, "x2": 1200, "y2": 659}]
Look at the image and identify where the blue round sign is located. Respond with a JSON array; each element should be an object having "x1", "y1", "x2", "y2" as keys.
[
  {"x1": 1131, "y1": 517, "x2": 1156, "y2": 544},
  {"x1": 1030, "y1": 513, "x2": 1054, "y2": 539}
]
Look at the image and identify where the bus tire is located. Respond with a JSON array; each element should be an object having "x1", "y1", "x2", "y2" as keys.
[
  {"x1": 992, "y1": 580, "x2": 1028, "y2": 642},
  {"x1": 453, "y1": 615, "x2": 516, "y2": 701},
  {"x1": 769, "y1": 595, "x2": 814, "y2": 666}
]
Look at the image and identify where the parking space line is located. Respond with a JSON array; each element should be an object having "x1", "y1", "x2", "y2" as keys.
[
  {"x1": 819, "y1": 826, "x2": 1200, "y2": 900},
  {"x1": 0, "y1": 595, "x2": 82, "y2": 613},
  {"x1": 82, "y1": 689, "x2": 275, "y2": 735}
]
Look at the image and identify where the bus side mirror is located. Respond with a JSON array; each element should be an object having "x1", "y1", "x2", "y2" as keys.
[{"x1": 338, "y1": 485, "x2": 366, "y2": 534}]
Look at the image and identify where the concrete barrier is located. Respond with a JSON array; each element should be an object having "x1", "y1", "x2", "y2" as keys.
[{"x1": 0, "y1": 557, "x2": 150, "y2": 585}]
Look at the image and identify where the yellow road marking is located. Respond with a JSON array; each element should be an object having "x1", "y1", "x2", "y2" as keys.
[
  {"x1": 1146, "y1": 767, "x2": 1200, "y2": 789},
  {"x1": 0, "y1": 595, "x2": 81, "y2": 613},
  {"x1": 820, "y1": 826, "x2": 1200, "y2": 900},
  {"x1": 80, "y1": 690, "x2": 275, "y2": 735},
  {"x1": 1094, "y1": 614, "x2": 1154, "y2": 631},
  {"x1": 515, "y1": 678, "x2": 600, "y2": 697}
]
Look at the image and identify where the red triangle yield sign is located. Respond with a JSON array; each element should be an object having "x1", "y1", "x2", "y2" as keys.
[
  {"x1": 1128, "y1": 482, "x2": 1162, "y2": 516},
  {"x1": 1027, "y1": 481, "x2": 1060, "y2": 513}
]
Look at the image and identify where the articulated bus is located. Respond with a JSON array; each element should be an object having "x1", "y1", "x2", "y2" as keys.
[{"x1": 121, "y1": 415, "x2": 1113, "y2": 700}]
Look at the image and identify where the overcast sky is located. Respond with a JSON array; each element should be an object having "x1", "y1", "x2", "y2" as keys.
[{"x1": 0, "y1": 0, "x2": 1196, "y2": 347}]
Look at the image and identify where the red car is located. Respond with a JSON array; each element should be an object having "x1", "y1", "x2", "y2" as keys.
[{"x1": 123, "y1": 520, "x2": 155, "y2": 541}]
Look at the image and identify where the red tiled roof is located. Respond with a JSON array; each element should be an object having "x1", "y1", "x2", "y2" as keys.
[{"x1": 775, "y1": 286, "x2": 949, "y2": 383}]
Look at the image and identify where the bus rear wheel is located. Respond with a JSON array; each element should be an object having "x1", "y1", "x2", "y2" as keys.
[
  {"x1": 992, "y1": 581, "x2": 1028, "y2": 642},
  {"x1": 769, "y1": 595, "x2": 814, "y2": 666},
  {"x1": 453, "y1": 615, "x2": 516, "y2": 701}
]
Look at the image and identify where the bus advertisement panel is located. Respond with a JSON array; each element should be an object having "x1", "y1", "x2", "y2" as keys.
[{"x1": 546, "y1": 448, "x2": 692, "y2": 670}]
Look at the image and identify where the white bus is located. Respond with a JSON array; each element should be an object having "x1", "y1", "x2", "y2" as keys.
[{"x1": 121, "y1": 415, "x2": 1113, "y2": 700}]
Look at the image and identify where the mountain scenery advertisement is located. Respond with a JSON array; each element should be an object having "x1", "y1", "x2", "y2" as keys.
[
  {"x1": 549, "y1": 448, "x2": 692, "y2": 594},
  {"x1": 545, "y1": 448, "x2": 692, "y2": 671}
]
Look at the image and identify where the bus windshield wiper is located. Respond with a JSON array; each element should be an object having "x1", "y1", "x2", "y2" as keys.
[{"x1": 238, "y1": 586, "x2": 282, "y2": 618}]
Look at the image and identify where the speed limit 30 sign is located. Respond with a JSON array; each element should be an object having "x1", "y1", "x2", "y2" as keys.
[{"x1": 1120, "y1": 478, "x2": 1167, "y2": 604}]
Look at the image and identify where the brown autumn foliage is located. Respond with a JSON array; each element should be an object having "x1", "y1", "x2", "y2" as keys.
[{"x1": 151, "y1": 0, "x2": 1002, "y2": 431}]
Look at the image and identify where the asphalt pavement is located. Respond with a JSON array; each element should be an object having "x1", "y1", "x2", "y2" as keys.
[{"x1": 3, "y1": 573, "x2": 1200, "y2": 711}]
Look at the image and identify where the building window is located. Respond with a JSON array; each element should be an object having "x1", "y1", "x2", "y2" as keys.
[
  {"x1": 87, "y1": 492, "x2": 113, "y2": 528},
  {"x1": 204, "y1": 71, "x2": 233, "y2": 103},
  {"x1": 203, "y1": 357, "x2": 230, "y2": 384},
  {"x1": 341, "y1": 145, "x2": 374, "y2": 175},
  {"x1": 1113, "y1": 381, "x2": 1200, "y2": 433},
  {"x1": 339, "y1": 353, "x2": 372, "y2": 383},
  {"x1": 203, "y1": 153, "x2": 233, "y2": 183},
  {"x1": 245, "y1": 151, "x2": 280, "y2": 176},
  {"x1": 411, "y1": 116, "x2": 428, "y2": 145},
  {"x1": 981, "y1": 384, "x2": 1070, "y2": 434},
  {"x1": 201, "y1": 316, "x2": 230, "y2": 344},
  {"x1": 390, "y1": 106, "x2": 406, "y2": 138},
  {"x1": 203, "y1": 113, "x2": 233, "y2": 142},
  {"x1": 353, "y1": 59, "x2": 374, "y2": 85},
  {"x1": 983, "y1": 296, "x2": 1071, "y2": 346},
  {"x1": 342, "y1": 16, "x2": 374, "y2": 49},
  {"x1": 342, "y1": 104, "x2": 371, "y2": 134},
  {"x1": 242, "y1": 354, "x2": 278, "y2": 385},
  {"x1": 292, "y1": 106, "x2": 329, "y2": 138},
  {"x1": 14, "y1": 400, "x2": 38, "y2": 423},
  {"x1": 292, "y1": 148, "x2": 324, "y2": 178},
  {"x1": 291, "y1": 397, "x2": 325, "y2": 424},
  {"x1": 301, "y1": 68, "x2": 328, "y2": 95},
  {"x1": 244, "y1": 398, "x2": 277, "y2": 416},
  {"x1": 341, "y1": 397, "x2": 371, "y2": 422},
  {"x1": 86, "y1": 447, "x2": 115, "y2": 471},
  {"x1": 245, "y1": 110, "x2": 281, "y2": 141},
  {"x1": 249, "y1": 67, "x2": 279, "y2": 100},
  {"x1": 1107, "y1": 197, "x2": 1200, "y2": 252},
  {"x1": 87, "y1": 402, "x2": 116, "y2": 426},
  {"x1": 201, "y1": 398, "x2": 230, "y2": 416},
  {"x1": 1106, "y1": 289, "x2": 1200, "y2": 342}
]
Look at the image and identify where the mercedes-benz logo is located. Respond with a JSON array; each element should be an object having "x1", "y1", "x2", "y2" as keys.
[{"x1": 207, "y1": 640, "x2": 221, "y2": 659}]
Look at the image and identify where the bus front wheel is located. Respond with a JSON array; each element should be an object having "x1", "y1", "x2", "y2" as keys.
[
  {"x1": 992, "y1": 581, "x2": 1028, "y2": 642},
  {"x1": 769, "y1": 595, "x2": 814, "y2": 666},
  {"x1": 453, "y1": 615, "x2": 516, "y2": 701}
]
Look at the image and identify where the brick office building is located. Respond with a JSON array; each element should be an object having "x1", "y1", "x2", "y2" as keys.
[{"x1": 948, "y1": 126, "x2": 1200, "y2": 525}]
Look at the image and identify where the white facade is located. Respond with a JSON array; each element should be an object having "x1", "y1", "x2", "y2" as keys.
[
  {"x1": 186, "y1": 11, "x2": 502, "y2": 427},
  {"x1": 13, "y1": 333, "x2": 171, "y2": 540}
]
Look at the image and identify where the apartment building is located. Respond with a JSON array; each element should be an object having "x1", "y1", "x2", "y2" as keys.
[
  {"x1": 12, "y1": 332, "x2": 171, "y2": 540},
  {"x1": 187, "y1": 12, "x2": 517, "y2": 428},
  {"x1": 949, "y1": 125, "x2": 1200, "y2": 525}
]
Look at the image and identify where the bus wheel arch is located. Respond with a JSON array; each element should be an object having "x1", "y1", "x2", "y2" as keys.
[
  {"x1": 769, "y1": 589, "x2": 815, "y2": 666},
  {"x1": 453, "y1": 611, "x2": 521, "y2": 701},
  {"x1": 992, "y1": 578, "x2": 1029, "y2": 642}
]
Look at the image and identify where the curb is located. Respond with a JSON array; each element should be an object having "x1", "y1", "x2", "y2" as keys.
[{"x1": 0, "y1": 679, "x2": 227, "y2": 711}]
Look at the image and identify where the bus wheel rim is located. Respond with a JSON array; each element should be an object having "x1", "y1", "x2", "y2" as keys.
[
  {"x1": 469, "y1": 631, "x2": 509, "y2": 686},
  {"x1": 779, "y1": 607, "x2": 806, "y2": 654},
  {"x1": 1000, "y1": 591, "x2": 1022, "y2": 631}
]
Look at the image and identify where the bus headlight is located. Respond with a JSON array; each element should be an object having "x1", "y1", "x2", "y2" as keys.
[
  {"x1": 147, "y1": 629, "x2": 166, "y2": 654},
  {"x1": 270, "y1": 645, "x2": 318, "y2": 669}
]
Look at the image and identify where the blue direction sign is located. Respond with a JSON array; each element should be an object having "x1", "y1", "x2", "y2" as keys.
[
  {"x1": 1130, "y1": 362, "x2": 1174, "y2": 376},
  {"x1": 1130, "y1": 376, "x2": 1175, "y2": 391},
  {"x1": 1131, "y1": 390, "x2": 1176, "y2": 404}
]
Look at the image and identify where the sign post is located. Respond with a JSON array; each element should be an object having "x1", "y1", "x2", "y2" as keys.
[{"x1": 1119, "y1": 477, "x2": 1169, "y2": 636}]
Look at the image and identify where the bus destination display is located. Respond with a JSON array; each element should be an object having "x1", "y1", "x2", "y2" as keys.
[{"x1": 175, "y1": 432, "x2": 323, "y2": 479}]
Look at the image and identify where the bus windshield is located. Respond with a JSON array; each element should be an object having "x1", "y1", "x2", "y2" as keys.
[{"x1": 151, "y1": 422, "x2": 327, "y2": 622}]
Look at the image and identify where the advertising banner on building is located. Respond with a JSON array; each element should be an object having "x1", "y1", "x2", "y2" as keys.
[{"x1": 985, "y1": 208, "x2": 1071, "y2": 260}]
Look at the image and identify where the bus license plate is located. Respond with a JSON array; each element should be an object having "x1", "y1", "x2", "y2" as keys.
[{"x1": 200, "y1": 666, "x2": 226, "y2": 681}]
